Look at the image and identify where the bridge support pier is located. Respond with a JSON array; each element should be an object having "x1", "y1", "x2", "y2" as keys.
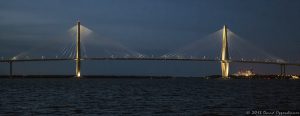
[
  {"x1": 9, "y1": 61, "x2": 13, "y2": 77},
  {"x1": 280, "y1": 64, "x2": 286, "y2": 77},
  {"x1": 75, "y1": 20, "x2": 81, "y2": 78},
  {"x1": 221, "y1": 25, "x2": 230, "y2": 78}
]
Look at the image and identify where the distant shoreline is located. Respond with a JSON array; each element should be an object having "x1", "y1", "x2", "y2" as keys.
[
  {"x1": 0, "y1": 75, "x2": 298, "y2": 79},
  {"x1": 0, "y1": 75, "x2": 175, "y2": 79}
]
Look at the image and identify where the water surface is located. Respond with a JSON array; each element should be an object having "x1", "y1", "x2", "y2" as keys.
[{"x1": 0, "y1": 78, "x2": 299, "y2": 115}]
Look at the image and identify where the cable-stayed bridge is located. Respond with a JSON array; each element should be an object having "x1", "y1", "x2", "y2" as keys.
[{"x1": 0, "y1": 21, "x2": 299, "y2": 78}]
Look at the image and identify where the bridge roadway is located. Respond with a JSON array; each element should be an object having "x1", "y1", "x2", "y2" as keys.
[{"x1": 0, "y1": 57, "x2": 300, "y2": 66}]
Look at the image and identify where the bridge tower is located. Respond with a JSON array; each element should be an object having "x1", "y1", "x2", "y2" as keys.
[
  {"x1": 76, "y1": 20, "x2": 81, "y2": 77},
  {"x1": 221, "y1": 25, "x2": 230, "y2": 78}
]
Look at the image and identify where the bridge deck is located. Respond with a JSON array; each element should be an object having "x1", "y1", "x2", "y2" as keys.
[{"x1": 0, "y1": 57, "x2": 300, "y2": 66}]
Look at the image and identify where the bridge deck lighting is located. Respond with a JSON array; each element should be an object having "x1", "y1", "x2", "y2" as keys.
[{"x1": 291, "y1": 75, "x2": 299, "y2": 80}]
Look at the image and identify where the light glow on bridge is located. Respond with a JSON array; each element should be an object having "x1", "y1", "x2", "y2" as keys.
[{"x1": 77, "y1": 72, "x2": 81, "y2": 78}]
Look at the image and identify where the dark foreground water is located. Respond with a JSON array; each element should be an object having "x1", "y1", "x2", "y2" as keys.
[{"x1": 0, "y1": 78, "x2": 299, "y2": 115}]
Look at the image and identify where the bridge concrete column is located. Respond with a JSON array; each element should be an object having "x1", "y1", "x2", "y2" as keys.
[
  {"x1": 221, "y1": 25, "x2": 230, "y2": 78},
  {"x1": 280, "y1": 64, "x2": 286, "y2": 77},
  {"x1": 284, "y1": 65, "x2": 286, "y2": 76},
  {"x1": 9, "y1": 61, "x2": 13, "y2": 77},
  {"x1": 76, "y1": 20, "x2": 81, "y2": 78}
]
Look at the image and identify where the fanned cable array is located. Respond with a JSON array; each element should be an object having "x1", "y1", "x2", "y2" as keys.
[
  {"x1": 162, "y1": 27, "x2": 285, "y2": 63},
  {"x1": 8, "y1": 24, "x2": 285, "y2": 64}
]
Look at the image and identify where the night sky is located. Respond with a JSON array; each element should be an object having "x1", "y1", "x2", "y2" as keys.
[{"x1": 1, "y1": 0, "x2": 300, "y2": 76}]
